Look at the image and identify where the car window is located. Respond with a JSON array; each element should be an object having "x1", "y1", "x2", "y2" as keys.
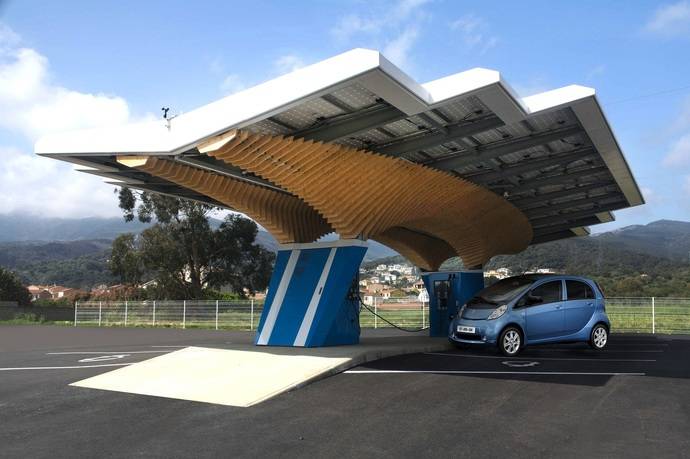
[
  {"x1": 566, "y1": 280, "x2": 594, "y2": 300},
  {"x1": 468, "y1": 276, "x2": 534, "y2": 305},
  {"x1": 528, "y1": 281, "x2": 562, "y2": 305}
]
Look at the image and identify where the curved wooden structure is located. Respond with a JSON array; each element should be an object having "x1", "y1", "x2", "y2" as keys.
[
  {"x1": 196, "y1": 130, "x2": 533, "y2": 268},
  {"x1": 120, "y1": 156, "x2": 332, "y2": 243},
  {"x1": 121, "y1": 156, "x2": 461, "y2": 270}
]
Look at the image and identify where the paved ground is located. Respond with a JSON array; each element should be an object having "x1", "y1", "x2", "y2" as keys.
[{"x1": 1, "y1": 325, "x2": 689, "y2": 458}]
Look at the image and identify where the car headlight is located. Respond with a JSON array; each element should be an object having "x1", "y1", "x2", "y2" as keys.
[
  {"x1": 457, "y1": 304, "x2": 466, "y2": 318},
  {"x1": 487, "y1": 304, "x2": 507, "y2": 320}
]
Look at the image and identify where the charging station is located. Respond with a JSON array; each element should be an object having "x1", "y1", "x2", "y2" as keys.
[
  {"x1": 255, "y1": 240, "x2": 366, "y2": 347},
  {"x1": 422, "y1": 271, "x2": 485, "y2": 337}
]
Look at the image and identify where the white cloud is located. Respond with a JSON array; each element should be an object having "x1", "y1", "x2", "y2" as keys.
[
  {"x1": 220, "y1": 74, "x2": 246, "y2": 95},
  {"x1": 0, "y1": 145, "x2": 121, "y2": 217},
  {"x1": 383, "y1": 26, "x2": 419, "y2": 70},
  {"x1": 0, "y1": 46, "x2": 130, "y2": 141},
  {"x1": 511, "y1": 77, "x2": 550, "y2": 97},
  {"x1": 449, "y1": 13, "x2": 498, "y2": 55},
  {"x1": 586, "y1": 64, "x2": 606, "y2": 80},
  {"x1": 662, "y1": 133, "x2": 690, "y2": 167},
  {"x1": 0, "y1": 23, "x2": 133, "y2": 218},
  {"x1": 644, "y1": 1, "x2": 690, "y2": 38},
  {"x1": 273, "y1": 54, "x2": 305, "y2": 75},
  {"x1": 330, "y1": 0, "x2": 431, "y2": 71}
]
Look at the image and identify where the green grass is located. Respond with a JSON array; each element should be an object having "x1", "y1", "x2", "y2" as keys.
[
  {"x1": 0, "y1": 312, "x2": 72, "y2": 326},
  {"x1": 8, "y1": 303, "x2": 690, "y2": 334}
]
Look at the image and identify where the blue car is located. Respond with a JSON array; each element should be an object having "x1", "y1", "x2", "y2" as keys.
[{"x1": 449, "y1": 274, "x2": 610, "y2": 356}]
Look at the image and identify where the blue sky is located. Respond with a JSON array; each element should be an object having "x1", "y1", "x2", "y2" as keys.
[{"x1": 1, "y1": 0, "x2": 689, "y2": 232}]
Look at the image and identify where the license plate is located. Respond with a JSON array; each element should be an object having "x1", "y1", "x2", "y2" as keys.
[{"x1": 457, "y1": 326, "x2": 475, "y2": 334}]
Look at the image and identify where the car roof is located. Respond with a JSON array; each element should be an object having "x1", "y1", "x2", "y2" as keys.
[{"x1": 504, "y1": 273, "x2": 592, "y2": 282}]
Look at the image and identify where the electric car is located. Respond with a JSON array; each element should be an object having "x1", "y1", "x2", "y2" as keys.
[{"x1": 449, "y1": 274, "x2": 610, "y2": 356}]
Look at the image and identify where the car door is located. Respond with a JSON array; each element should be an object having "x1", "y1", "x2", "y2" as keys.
[
  {"x1": 523, "y1": 280, "x2": 565, "y2": 341},
  {"x1": 564, "y1": 280, "x2": 596, "y2": 334}
]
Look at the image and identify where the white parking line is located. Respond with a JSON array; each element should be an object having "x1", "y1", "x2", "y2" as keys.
[
  {"x1": 47, "y1": 351, "x2": 171, "y2": 355},
  {"x1": 150, "y1": 345, "x2": 190, "y2": 348},
  {"x1": 425, "y1": 352, "x2": 656, "y2": 362},
  {"x1": 344, "y1": 370, "x2": 645, "y2": 376},
  {"x1": 0, "y1": 363, "x2": 133, "y2": 371}
]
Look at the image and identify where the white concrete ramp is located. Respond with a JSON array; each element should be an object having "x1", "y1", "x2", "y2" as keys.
[{"x1": 70, "y1": 337, "x2": 451, "y2": 407}]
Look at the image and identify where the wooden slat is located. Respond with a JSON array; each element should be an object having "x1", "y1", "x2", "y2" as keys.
[
  {"x1": 202, "y1": 130, "x2": 533, "y2": 268},
  {"x1": 125, "y1": 157, "x2": 332, "y2": 244}
]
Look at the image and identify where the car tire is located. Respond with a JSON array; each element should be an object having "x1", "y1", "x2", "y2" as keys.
[
  {"x1": 589, "y1": 324, "x2": 608, "y2": 350},
  {"x1": 499, "y1": 327, "x2": 522, "y2": 357}
]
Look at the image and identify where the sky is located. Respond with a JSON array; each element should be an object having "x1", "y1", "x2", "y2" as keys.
[{"x1": 0, "y1": 0, "x2": 689, "y2": 232}]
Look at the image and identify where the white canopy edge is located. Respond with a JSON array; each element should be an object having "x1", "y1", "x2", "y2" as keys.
[{"x1": 35, "y1": 47, "x2": 643, "y2": 207}]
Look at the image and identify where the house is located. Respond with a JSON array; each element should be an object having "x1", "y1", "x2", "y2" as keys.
[
  {"x1": 48, "y1": 286, "x2": 73, "y2": 299},
  {"x1": 140, "y1": 279, "x2": 158, "y2": 290},
  {"x1": 27, "y1": 285, "x2": 51, "y2": 301},
  {"x1": 485, "y1": 268, "x2": 511, "y2": 280},
  {"x1": 365, "y1": 283, "x2": 386, "y2": 295}
]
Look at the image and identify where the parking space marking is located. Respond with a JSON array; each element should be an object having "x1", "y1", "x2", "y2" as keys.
[
  {"x1": 47, "y1": 350, "x2": 171, "y2": 355},
  {"x1": 344, "y1": 369, "x2": 646, "y2": 376},
  {"x1": 502, "y1": 361, "x2": 540, "y2": 367},
  {"x1": 425, "y1": 352, "x2": 656, "y2": 362},
  {"x1": 78, "y1": 355, "x2": 130, "y2": 363},
  {"x1": 0, "y1": 363, "x2": 134, "y2": 371}
]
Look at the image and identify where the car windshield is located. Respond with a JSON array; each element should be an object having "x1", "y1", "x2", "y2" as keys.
[{"x1": 467, "y1": 277, "x2": 535, "y2": 307}]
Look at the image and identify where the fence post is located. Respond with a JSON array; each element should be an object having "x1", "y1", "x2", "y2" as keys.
[
  {"x1": 374, "y1": 297, "x2": 378, "y2": 329},
  {"x1": 98, "y1": 301, "x2": 102, "y2": 327},
  {"x1": 74, "y1": 301, "x2": 78, "y2": 327},
  {"x1": 215, "y1": 300, "x2": 219, "y2": 330},
  {"x1": 250, "y1": 299, "x2": 254, "y2": 331},
  {"x1": 183, "y1": 300, "x2": 186, "y2": 329},
  {"x1": 124, "y1": 300, "x2": 128, "y2": 326},
  {"x1": 421, "y1": 301, "x2": 425, "y2": 329},
  {"x1": 152, "y1": 300, "x2": 156, "y2": 326},
  {"x1": 652, "y1": 297, "x2": 655, "y2": 334}
]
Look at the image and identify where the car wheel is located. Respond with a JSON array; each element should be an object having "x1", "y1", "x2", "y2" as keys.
[
  {"x1": 590, "y1": 324, "x2": 608, "y2": 350},
  {"x1": 499, "y1": 327, "x2": 522, "y2": 357}
]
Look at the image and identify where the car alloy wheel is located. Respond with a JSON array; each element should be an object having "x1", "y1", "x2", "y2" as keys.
[
  {"x1": 500, "y1": 328, "x2": 521, "y2": 356},
  {"x1": 591, "y1": 325, "x2": 608, "y2": 350}
]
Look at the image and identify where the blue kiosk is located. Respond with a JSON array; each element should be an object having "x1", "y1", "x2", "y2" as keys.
[
  {"x1": 255, "y1": 240, "x2": 367, "y2": 347},
  {"x1": 422, "y1": 271, "x2": 485, "y2": 337}
]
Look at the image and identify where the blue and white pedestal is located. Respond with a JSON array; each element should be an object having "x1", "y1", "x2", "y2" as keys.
[
  {"x1": 422, "y1": 271, "x2": 485, "y2": 337},
  {"x1": 255, "y1": 240, "x2": 367, "y2": 347}
]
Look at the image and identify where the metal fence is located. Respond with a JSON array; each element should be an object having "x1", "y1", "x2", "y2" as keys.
[
  {"x1": 73, "y1": 297, "x2": 690, "y2": 334},
  {"x1": 606, "y1": 297, "x2": 690, "y2": 334},
  {"x1": 74, "y1": 300, "x2": 263, "y2": 330}
]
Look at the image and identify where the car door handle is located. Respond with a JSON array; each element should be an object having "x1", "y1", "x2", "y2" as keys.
[
  {"x1": 555, "y1": 304, "x2": 562, "y2": 309},
  {"x1": 587, "y1": 302, "x2": 594, "y2": 306}
]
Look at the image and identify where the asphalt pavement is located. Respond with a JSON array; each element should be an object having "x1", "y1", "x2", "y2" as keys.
[{"x1": 1, "y1": 325, "x2": 688, "y2": 458}]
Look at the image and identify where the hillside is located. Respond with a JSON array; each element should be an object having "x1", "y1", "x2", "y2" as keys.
[
  {"x1": 0, "y1": 214, "x2": 396, "y2": 261},
  {"x1": 0, "y1": 214, "x2": 152, "y2": 242},
  {"x1": 0, "y1": 215, "x2": 397, "y2": 288}
]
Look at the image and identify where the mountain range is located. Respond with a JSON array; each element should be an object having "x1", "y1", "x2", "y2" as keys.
[{"x1": 1, "y1": 214, "x2": 689, "y2": 289}]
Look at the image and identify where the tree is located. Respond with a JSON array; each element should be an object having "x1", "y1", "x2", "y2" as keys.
[
  {"x1": 115, "y1": 187, "x2": 274, "y2": 299},
  {"x1": 110, "y1": 234, "x2": 144, "y2": 285},
  {"x1": 0, "y1": 267, "x2": 31, "y2": 306}
]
